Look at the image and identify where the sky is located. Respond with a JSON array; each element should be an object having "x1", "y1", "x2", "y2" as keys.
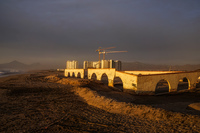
[{"x1": 0, "y1": 0, "x2": 200, "y2": 66}]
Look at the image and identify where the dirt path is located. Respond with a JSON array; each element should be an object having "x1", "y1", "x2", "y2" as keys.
[{"x1": 0, "y1": 70, "x2": 200, "y2": 132}]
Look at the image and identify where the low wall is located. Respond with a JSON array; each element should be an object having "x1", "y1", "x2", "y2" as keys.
[
  {"x1": 88, "y1": 68, "x2": 116, "y2": 86},
  {"x1": 137, "y1": 71, "x2": 200, "y2": 94},
  {"x1": 65, "y1": 69, "x2": 84, "y2": 78},
  {"x1": 115, "y1": 71, "x2": 138, "y2": 92},
  {"x1": 64, "y1": 69, "x2": 200, "y2": 94}
]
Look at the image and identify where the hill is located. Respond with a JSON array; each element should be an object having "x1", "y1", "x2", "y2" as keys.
[{"x1": 0, "y1": 60, "x2": 42, "y2": 70}]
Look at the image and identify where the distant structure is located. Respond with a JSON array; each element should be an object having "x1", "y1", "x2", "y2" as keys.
[
  {"x1": 115, "y1": 60, "x2": 122, "y2": 71},
  {"x1": 64, "y1": 47, "x2": 200, "y2": 95},
  {"x1": 101, "y1": 60, "x2": 122, "y2": 70},
  {"x1": 83, "y1": 61, "x2": 100, "y2": 69},
  {"x1": 101, "y1": 60, "x2": 109, "y2": 69},
  {"x1": 96, "y1": 47, "x2": 127, "y2": 68},
  {"x1": 66, "y1": 60, "x2": 78, "y2": 69},
  {"x1": 84, "y1": 60, "x2": 122, "y2": 70}
]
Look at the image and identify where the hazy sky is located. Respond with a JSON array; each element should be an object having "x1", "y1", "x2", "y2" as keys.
[{"x1": 0, "y1": 0, "x2": 200, "y2": 65}]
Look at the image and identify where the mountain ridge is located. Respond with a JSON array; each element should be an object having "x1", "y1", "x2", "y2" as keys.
[
  {"x1": 0, "y1": 60, "x2": 41, "y2": 70},
  {"x1": 122, "y1": 61, "x2": 200, "y2": 71},
  {"x1": 0, "y1": 60, "x2": 199, "y2": 71}
]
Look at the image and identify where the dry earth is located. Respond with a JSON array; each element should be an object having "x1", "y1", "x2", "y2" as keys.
[{"x1": 0, "y1": 70, "x2": 200, "y2": 133}]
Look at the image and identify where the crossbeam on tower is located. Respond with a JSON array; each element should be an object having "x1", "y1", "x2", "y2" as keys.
[{"x1": 96, "y1": 47, "x2": 115, "y2": 68}]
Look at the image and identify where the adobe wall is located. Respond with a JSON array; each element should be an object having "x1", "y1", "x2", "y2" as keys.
[
  {"x1": 88, "y1": 68, "x2": 116, "y2": 86},
  {"x1": 65, "y1": 69, "x2": 84, "y2": 78},
  {"x1": 64, "y1": 69, "x2": 200, "y2": 94},
  {"x1": 136, "y1": 71, "x2": 200, "y2": 94},
  {"x1": 115, "y1": 71, "x2": 138, "y2": 92}
]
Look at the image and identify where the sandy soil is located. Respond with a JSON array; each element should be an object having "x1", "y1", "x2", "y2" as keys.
[{"x1": 0, "y1": 70, "x2": 200, "y2": 132}]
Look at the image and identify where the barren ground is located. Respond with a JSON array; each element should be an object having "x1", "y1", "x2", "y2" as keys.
[{"x1": 0, "y1": 70, "x2": 200, "y2": 133}]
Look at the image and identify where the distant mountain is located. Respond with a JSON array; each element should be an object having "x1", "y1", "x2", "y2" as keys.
[
  {"x1": 122, "y1": 62, "x2": 200, "y2": 71},
  {"x1": 0, "y1": 60, "x2": 42, "y2": 70},
  {"x1": 171, "y1": 64, "x2": 200, "y2": 71},
  {"x1": 1, "y1": 60, "x2": 199, "y2": 71}
]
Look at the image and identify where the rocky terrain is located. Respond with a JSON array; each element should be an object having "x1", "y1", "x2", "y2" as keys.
[{"x1": 0, "y1": 70, "x2": 200, "y2": 132}]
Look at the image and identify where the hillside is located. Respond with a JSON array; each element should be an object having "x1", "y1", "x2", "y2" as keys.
[{"x1": 0, "y1": 70, "x2": 200, "y2": 132}]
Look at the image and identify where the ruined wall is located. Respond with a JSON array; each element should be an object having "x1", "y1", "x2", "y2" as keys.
[
  {"x1": 65, "y1": 69, "x2": 84, "y2": 78},
  {"x1": 137, "y1": 71, "x2": 200, "y2": 94},
  {"x1": 88, "y1": 68, "x2": 116, "y2": 86},
  {"x1": 115, "y1": 71, "x2": 138, "y2": 92},
  {"x1": 64, "y1": 68, "x2": 200, "y2": 94}
]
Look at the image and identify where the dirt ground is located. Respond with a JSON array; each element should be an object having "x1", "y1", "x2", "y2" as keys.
[{"x1": 0, "y1": 70, "x2": 200, "y2": 133}]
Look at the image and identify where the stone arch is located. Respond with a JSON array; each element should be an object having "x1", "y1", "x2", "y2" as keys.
[
  {"x1": 91, "y1": 73, "x2": 97, "y2": 80},
  {"x1": 101, "y1": 73, "x2": 108, "y2": 85},
  {"x1": 72, "y1": 72, "x2": 75, "y2": 77},
  {"x1": 196, "y1": 76, "x2": 200, "y2": 88},
  {"x1": 177, "y1": 77, "x2": 190, "y2": 91},
  {"x1": 155, "y1": 79, "x2": 170, "y2": 94},
  {"x1": 68, "y1": 72, "x2": 70, "y2": 77},
  {"x1": 77, "y1": 72, "x2": 81, "y2": 78},
  {"x1": 113, "y1": 77, "x2": 123, "y2": 91}
]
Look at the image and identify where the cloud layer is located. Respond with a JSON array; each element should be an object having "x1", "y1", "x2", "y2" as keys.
[{"x1": 0, "y1": 0, "x2": 200, "y2": 65}]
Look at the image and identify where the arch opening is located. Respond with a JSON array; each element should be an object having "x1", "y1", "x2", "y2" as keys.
[
  {"x1": 196, "y1": 76, "x2": 200, "y2": 88},
  {"x1": 91, "y1": 73, "x2": 97, "y2": 80},
  {"x1": 72, "y1": 72, "x2": 75, "y2": 77},
  {"x1": 155, "y1": 79, "x2": 170, "y2": 94},
  {"x1": 114, "y1": 77, "x2": 123, "y2": 91},
  {"x1": 68, "y1": 72, "x2": 70, "y2": 77},
  {"x1": 177, "y1": 77, "x2": 189, "y2": 91},
  {"x1": 77, "y1": 72, "x2": 81, "y2": 78},
  {"x1": 101, "y1": 73, "x2": 108, "y2": 85}
]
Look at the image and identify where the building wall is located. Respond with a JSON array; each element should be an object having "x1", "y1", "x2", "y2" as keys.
[
  {"x1": 92, "y1": 61, "x2": 99, "y2": 68},
  {"x1": 84, "y1": 61, "x2": 99, "y2": 69},
  {"x1": 101, "y1": 60, "x2": 110, "y2": 68},
  {"x1": 66, "y1": 60, "x2": 78, "y2": 69},
  {"x1": 84, "y1": 60, "x2": 121, "y2": 70},
  {"x1": 83, "y1": 61, "x2": 88, "y2": 69},
  {"x1": 115, "y1": 60, "x2": 122, "y2": 71},
  {"x1": 110, "y1": 60, "x2": 115, "y2": 69}
]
